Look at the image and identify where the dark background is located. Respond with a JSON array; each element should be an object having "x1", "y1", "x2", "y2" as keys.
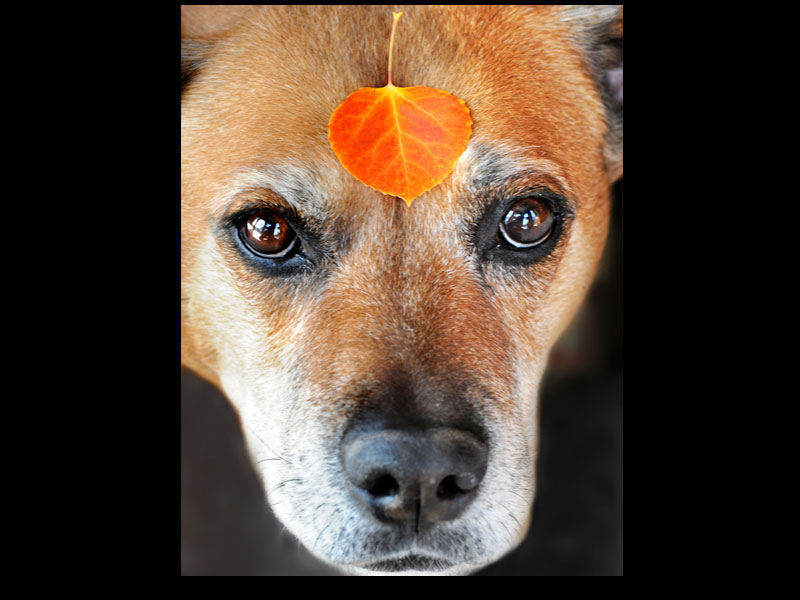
[{"x1": 181, "y1": 180, "x2": 622, "y2": 576}]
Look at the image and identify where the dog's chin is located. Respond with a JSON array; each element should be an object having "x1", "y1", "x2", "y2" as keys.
[{"x1": 336, "y1": 554, "x2": 482, "y2": 576}]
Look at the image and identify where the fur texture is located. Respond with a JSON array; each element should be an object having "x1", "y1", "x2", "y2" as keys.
[{"x1": 181, "y1": 5, "x2": 622, "y2": 575}]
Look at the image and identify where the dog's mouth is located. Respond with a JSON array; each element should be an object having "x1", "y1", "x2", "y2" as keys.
[{"x1": 358, "y1": 553, "x2": 456, "y2": 573}]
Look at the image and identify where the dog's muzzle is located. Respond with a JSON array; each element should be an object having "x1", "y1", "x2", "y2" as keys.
[
  {"x1": 331, "y1": 373, "x2": 492, "y2": 573},
  {"x1": 342, "y1": 426, "x2": 488, "y2": 528}
]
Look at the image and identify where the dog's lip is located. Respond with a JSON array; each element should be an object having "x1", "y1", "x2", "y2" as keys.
[{"x1": 355, "y1": 553, "x2": 456, "y2": 572}]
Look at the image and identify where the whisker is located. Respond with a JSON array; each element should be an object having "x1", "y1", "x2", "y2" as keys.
[
  {"x1": 249, "y1": 429, "x2": 293, "y2": 465},
  {"x1": 269, "y1": 478, "x2": 302, "y2": 495},
  {"x1": 494, "y1": 511, "x2": 514, "y2": 546},
  {"x1": 313, "y1": 523, "x2": 331, "y2": 552},
  {"x1": 498, "y1": 501, "x2": 523, "y2": 539},
  {"x1": 507, "y1": 488, "x2": 530, "y2": 502}
]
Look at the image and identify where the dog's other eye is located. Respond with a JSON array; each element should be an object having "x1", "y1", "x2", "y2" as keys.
[
  {"x1": 239, "y1": 210, "x2": 297, "y2": 258},
  {"x1": 499, "y1": 198, "x2": 554, "y2": 248}
]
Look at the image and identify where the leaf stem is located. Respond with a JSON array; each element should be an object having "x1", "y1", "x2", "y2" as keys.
[{"x1": 387, "y1": 11, "x2": 402, "y2": 86}]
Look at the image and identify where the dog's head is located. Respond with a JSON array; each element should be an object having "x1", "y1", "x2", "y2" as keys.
[{"x1": 181, "y1": 5, "x2": 622, "y2": 575}]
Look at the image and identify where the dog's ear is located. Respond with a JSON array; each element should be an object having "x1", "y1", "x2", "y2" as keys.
[
  {"x1": 556, "y1": 5, "x2": 623, "y2": 183},
  {"x1": 181, "y1": 5, "x2": 257, "y2": 95}
]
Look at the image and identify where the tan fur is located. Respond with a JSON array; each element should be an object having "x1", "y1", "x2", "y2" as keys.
[{"x1": 182, "y1": 5, "x2": 621, "y2": 575}]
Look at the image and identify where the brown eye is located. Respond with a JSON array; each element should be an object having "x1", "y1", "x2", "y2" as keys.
[
  {"x1": 499, "y1": 198, "x2": 554, "y2": 248},
  {"x1": 239, "y1": 210, "x2": 297, "y2": 257}
]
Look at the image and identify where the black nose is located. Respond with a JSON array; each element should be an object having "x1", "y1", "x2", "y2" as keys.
[{"x1": 342, "y1": 427, "x2": 488, "y2": 528}]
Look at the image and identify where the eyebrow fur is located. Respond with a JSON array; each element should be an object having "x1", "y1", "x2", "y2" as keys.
[
  {"x1": 214, "y1": 164, "x2": 332, "y2": 225},
  {"x1": 457, "y1": 142, "x2": 575, "y2": 203}
]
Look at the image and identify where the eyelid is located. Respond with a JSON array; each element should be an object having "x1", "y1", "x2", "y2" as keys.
[
  {"x1": 221, "y1": 201, "x2": 323, "y2": 251},
  {"x1": 220, "y1": 200, "x2": 332, "y2": 270},
  {"x1": 222, "y1": 200, "x2": 300, "y2": 230},
  {"x1": 519, "y1": 190, "x2": 574, "y2": 219},
  {"x1": 493, "y1": 185, "x2": 571, "y2": 215},
  {"x1": 469, "y1": 185, "x2": 574, "y2": 268},
  {"x1": 473, "y1": 188, "x2": 571, "y2": 234}
]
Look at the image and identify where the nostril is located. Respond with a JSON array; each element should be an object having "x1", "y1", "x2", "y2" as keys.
[
  {"x1": 369, "y1": 474, "x2": 399, "y2": 498},
  {"x1": 436, "y1": 475, "x2": 462, "y2": 500},
  {"x1": 343, "y1": 426, "x2": 487, "y2": 525}
]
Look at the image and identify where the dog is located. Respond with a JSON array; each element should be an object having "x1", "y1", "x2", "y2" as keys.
[{"x1": 181, "y1": 5, "x2": 622, "y2": 576}]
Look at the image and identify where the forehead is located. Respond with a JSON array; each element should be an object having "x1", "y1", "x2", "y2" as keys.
[
  {"x1": 182, "y1": 5, "x2": 607, "y2": 217},
  {"x1": 209, "y1": 145, "x2": 574, "y2": 230}
]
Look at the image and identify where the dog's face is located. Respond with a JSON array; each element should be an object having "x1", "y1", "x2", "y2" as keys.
[{"x1": 181, "y1": 5, "x2": 622, "y2": 575}]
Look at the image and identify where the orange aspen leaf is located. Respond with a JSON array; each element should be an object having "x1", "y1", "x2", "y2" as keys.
[{"x1": 328, "y1": 12, "x2": 472, "y2": 205}]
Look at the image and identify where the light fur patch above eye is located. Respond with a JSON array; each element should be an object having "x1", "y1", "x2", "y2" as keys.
[
  {"x1": 455, "y1": 142, "x2": 575, "y2": 205},
  {"x1": 213, "y1": 164, "x2": 333, "y2": 227}
]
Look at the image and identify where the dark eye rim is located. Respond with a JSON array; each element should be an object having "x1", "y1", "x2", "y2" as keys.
[
  {"x1": 219, "y1": 202, "x2": 324, "y2": 276},
  {"x1": 475, "y1": 189, "x2": 574, "y2": 266},
  {"x1": 237, "y1": 212, "x2": 299, "y2": 259}
]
